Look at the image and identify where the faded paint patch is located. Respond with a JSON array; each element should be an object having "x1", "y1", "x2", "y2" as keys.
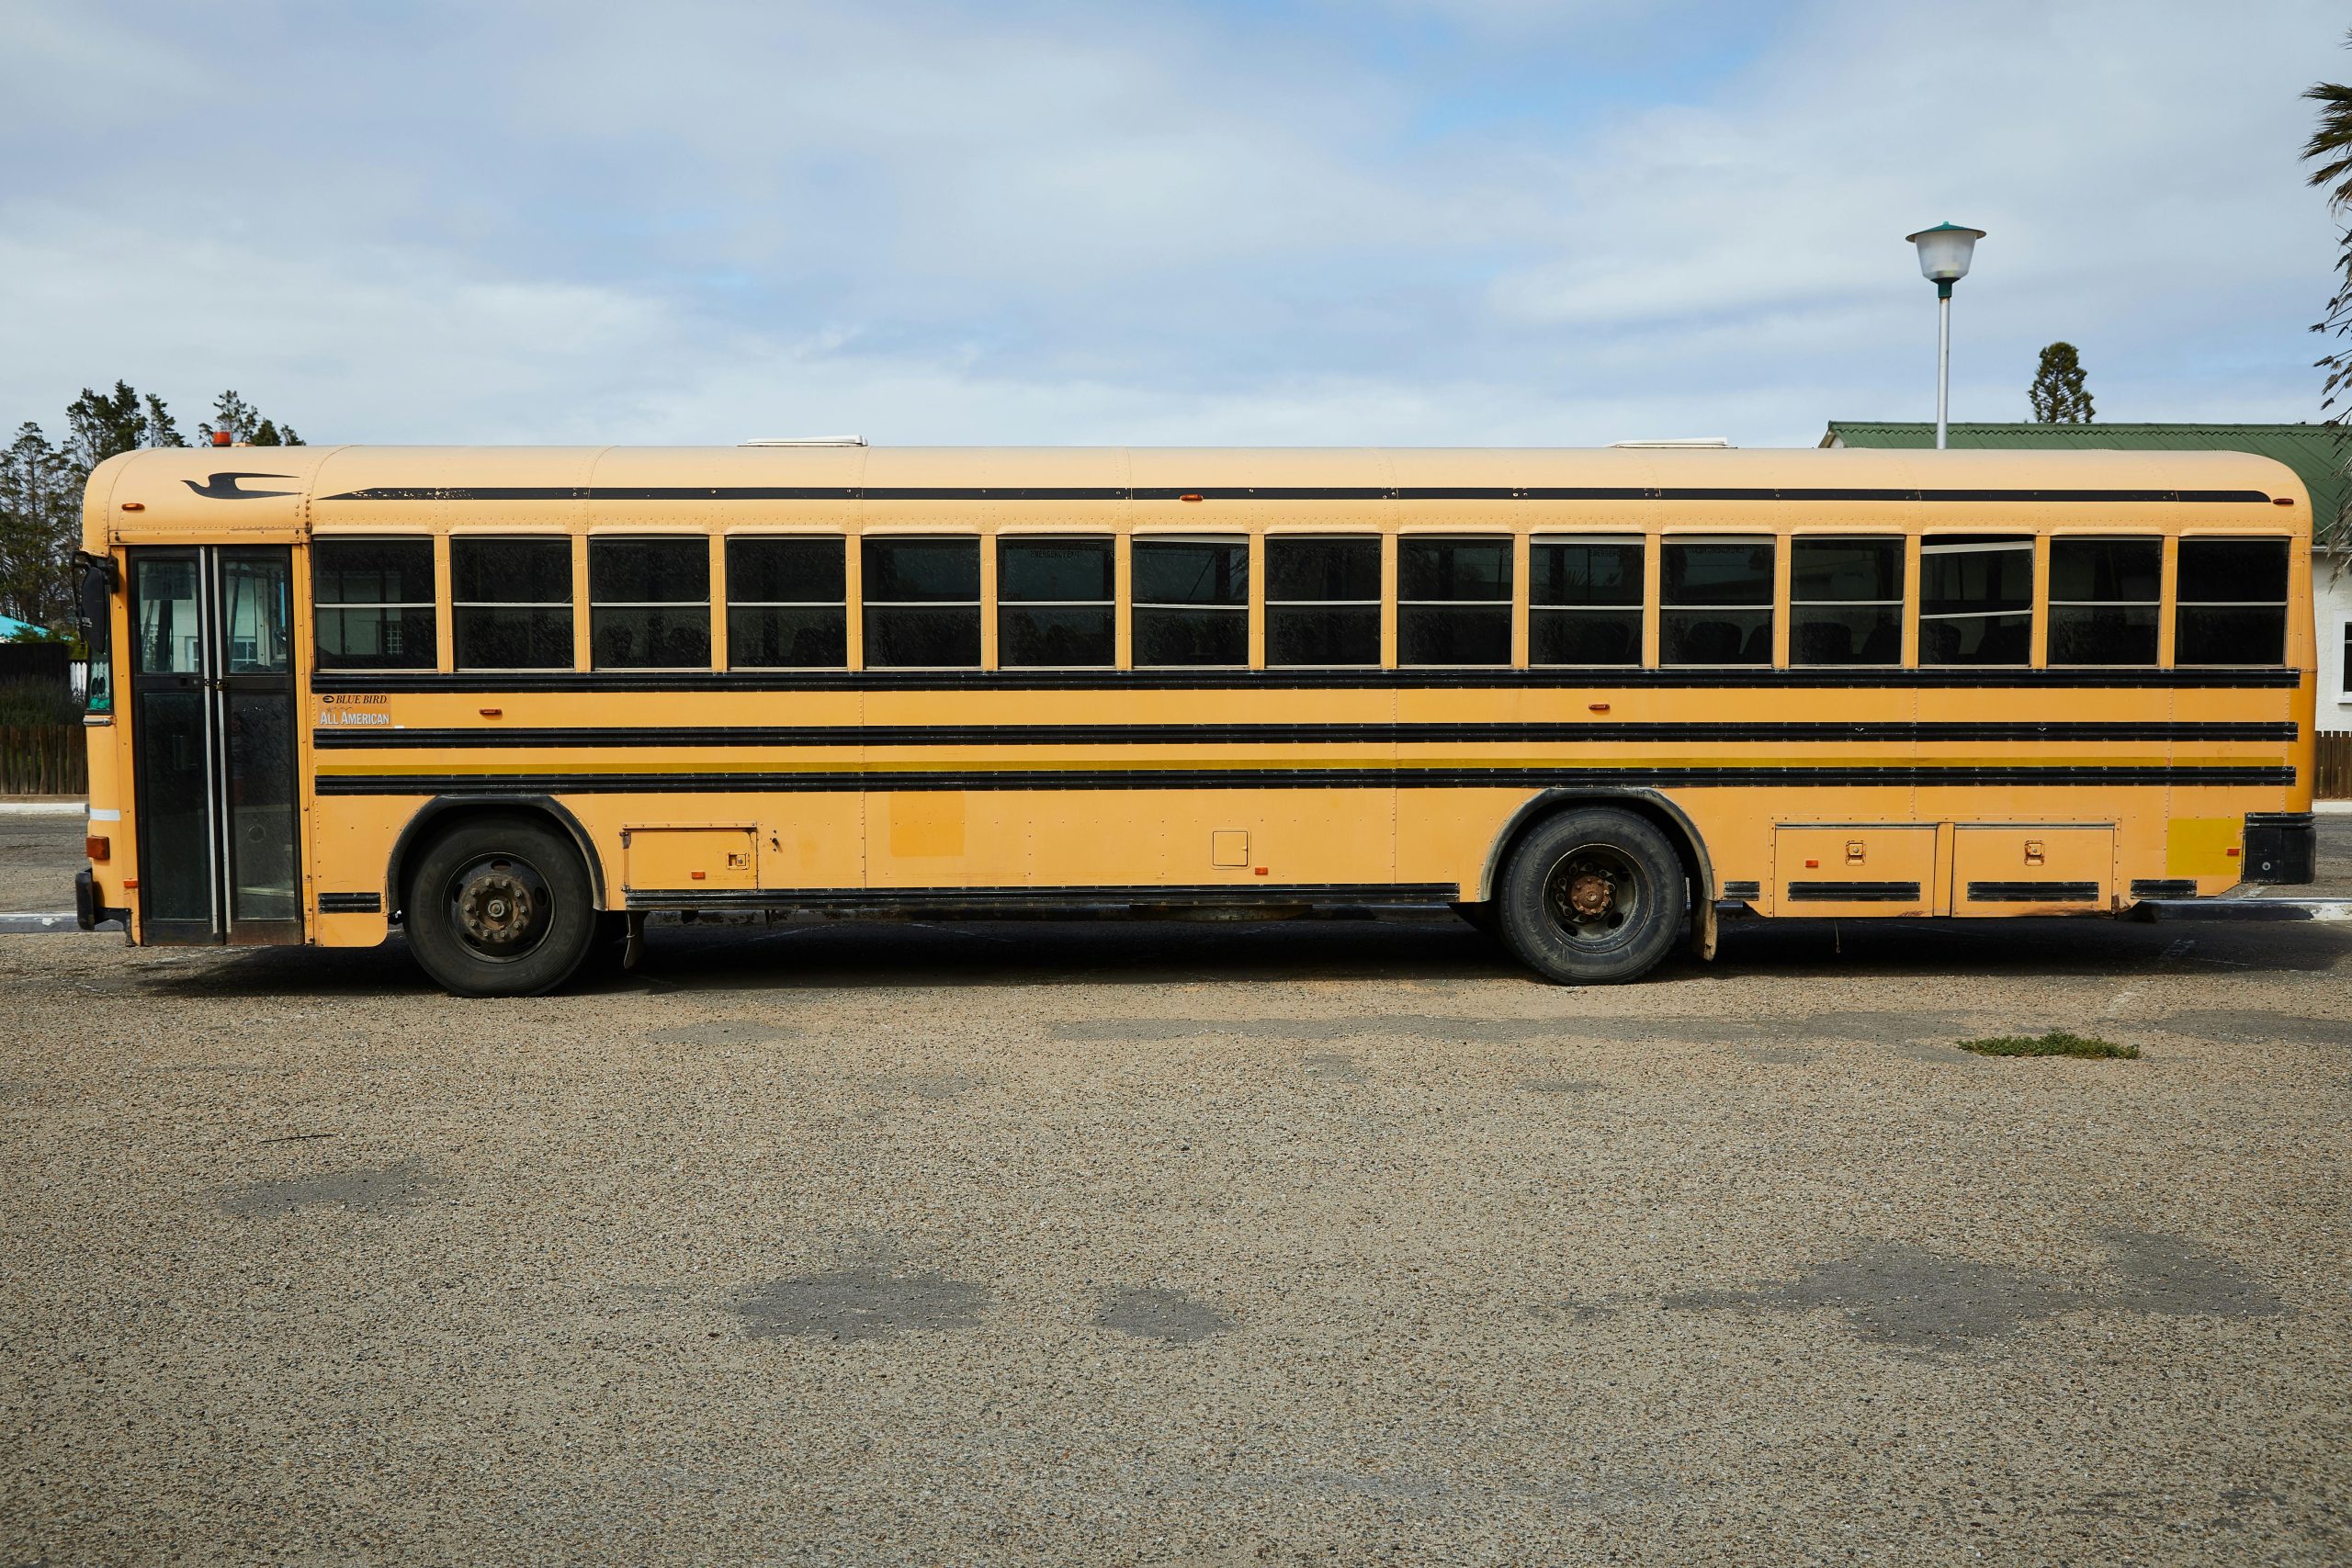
[
  {"x1": 1097, "y1": 1285, "x2": 1235, "y2": 1346},
  {"x1": 219, "y1": 1159, "x2": 437, "y2": 1218},
  {"x1": 738, "y1": 1265, "x2": 988, "y2": 1341}
]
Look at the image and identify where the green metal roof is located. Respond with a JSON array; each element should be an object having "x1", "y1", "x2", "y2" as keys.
[{"x1": 1822, "y1": 421, "x2": 2348, "y2": 539}]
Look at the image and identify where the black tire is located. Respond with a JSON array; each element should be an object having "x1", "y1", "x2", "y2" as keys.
[
  {"x1": 1496, "y1": 807, "x2": 1688, "y2": 985},
  {"x1": 403, "y1": 813, "x2": 598, "y2": 998}
]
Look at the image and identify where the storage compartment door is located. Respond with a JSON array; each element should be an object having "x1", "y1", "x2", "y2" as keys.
[
  {"x1": 1771, "y1": 825, "x2": 1936, "y2": 917},
  {"x1": 1952, "y1": 825, "x2": 2114, "y2": 914},
  {"x1": 624, "y1": 825, "x2": 759, "y2": 896}
]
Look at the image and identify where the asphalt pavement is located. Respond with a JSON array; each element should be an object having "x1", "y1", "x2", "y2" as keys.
[{"x1": 1, "y1": 816, "x2": 2346, "y2": 1565}]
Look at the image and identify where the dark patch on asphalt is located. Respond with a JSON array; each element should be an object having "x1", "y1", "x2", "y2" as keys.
[
  {"x1": 2154, "y1": 1010, "x2": 2347, "y2": 1048},
  {"x1": 2103, "y1": 1229, "x2": 2286, "y2": 1317},
  {"x1": 905, "y1": 1071, "x2": 981, "y2": 1100},
  {"x1": 1890, "y1": 1040, "x2": 1989, "y2": 1065},
  {"x1": 1097, "y1": 1285, "x2": 1235, "y2": 1345},
  {"x1": 1733, "y1": 1044, "x2": 1817, "y2": 1065},
  {"x1": 1664, "y1": 1231, "x2": 2282, "y2": 1354},
  {"x1": 1300, "y1": 1051, "x2": 1365, "y2": 1083},
  {"x1": 1525, "y1": 1298, "x2": 1614, "y2": 1322},
  {"x1": 219, "y1": 1158, "x2": 437, "y2": 1218},
  {"x1": 1518, "y1": 1077, "x2": 1603, "y2": 1095},
  {"x1": 646, "y1": 1018, "x2": 791, "y2": 1046},
  {"x1": 1053, "y1": 1010, "x2": 1965, "y2": 1048},
  {"x1": 1237, "y1": 1468, "x2": 1449, "y2": 1502},
  {"x1": 738, "y1": 1265, "x2": 988, "y2": 1340}
]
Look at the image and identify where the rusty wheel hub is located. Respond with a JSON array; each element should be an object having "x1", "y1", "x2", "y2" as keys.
[
  {"x1": 1566, "y1": 870, "x2": 1614, "y2": 918},
  {"x1": 458, "y1": 867, "x2": 537, "y2": 948}
]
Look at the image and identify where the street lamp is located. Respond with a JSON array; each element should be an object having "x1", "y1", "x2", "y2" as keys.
[{"x1": 1905, "y1": 221, "x2": 1985, "y2": 450}]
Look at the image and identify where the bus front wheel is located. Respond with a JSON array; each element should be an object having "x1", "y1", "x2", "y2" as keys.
[
  {"x1": 403, "y1": 814, "x2": 598, "y2": 998},
  {"x1": 1497, "y1": 807, "x2": 1687, "y2": 985}
]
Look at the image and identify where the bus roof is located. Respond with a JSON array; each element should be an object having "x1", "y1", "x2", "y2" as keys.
[{"x1": 84, "y1": 444, "x2": 2312, "y2": 546}]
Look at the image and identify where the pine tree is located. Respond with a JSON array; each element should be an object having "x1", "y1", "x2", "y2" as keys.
[
  {"x1": 2028, "y1": 343, "x2": 2094, "y2": 423},
  {"x1": 64, "y1": 381, "x2": 183, "y2": 472},
  {"x1": 200, "y1": 389, "x2": 304, "y2": 447},
  {"x1": 0, "y1": 423, "x2": 82, "y2": 629}
]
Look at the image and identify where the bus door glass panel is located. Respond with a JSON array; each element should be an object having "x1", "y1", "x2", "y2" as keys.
[
  {"x1": 125, "y1": 547, "x2": 301, "y2": 942},
  {"x1": 129, "y1": 555, "x2": 212, "y2": 932},
  {"x1": 220, "y1": 552, "x2": 299, "y2": 927},
  {"x1": 1919, "y1": 536, "x2": 2032, "y2": 665}
]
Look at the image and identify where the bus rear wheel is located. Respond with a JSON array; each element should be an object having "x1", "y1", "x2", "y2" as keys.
[
  {"x1": 403, "y1": 814, "x2": 597, "y2": 998},
  {"x1": 1497, "y1": 807, "x2": 1687, "y2": 985}
]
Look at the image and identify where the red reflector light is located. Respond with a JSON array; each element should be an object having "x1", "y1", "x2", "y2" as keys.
[
  {"x1": 85, "y1": 835, "x2": 109, "y2": 861},
  {"x1": 2226, "y1": 847, "x2": 2241, "y2": 857}
]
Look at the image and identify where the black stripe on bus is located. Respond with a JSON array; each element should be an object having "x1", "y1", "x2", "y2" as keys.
[
  {"x1": 1783, "y1": 882, "x2": 1923, "y2": 902},
  {"x1": 308, "y1": 719, "x2": 2301, "y2": 750},
  {"x1": 622, "y1": 882, "x2": 1462, "y2": 911},
  {"x1": 318, "y1": 483, "x2": 2277, "y2": 505},
  {"x1": 1965, "y1": 881, "x2": 2102, "y2": 903},
  {"x1": 316, "y1": 892, "x2": 383, "y2": 913},
  {"x1": 2129, "y1": 879, "x2": 2199, "y2": 899},
  {"x1": 308, "y1": 667, "x2": 2306, "y2": 694},
  {"x1": 313, "y1": 763, "x2": 2295, "y2": 796}
]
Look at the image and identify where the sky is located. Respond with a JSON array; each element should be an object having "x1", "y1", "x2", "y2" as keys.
[{"x1": 1, "y1": 0, "x2": 2346, "y2": 449}]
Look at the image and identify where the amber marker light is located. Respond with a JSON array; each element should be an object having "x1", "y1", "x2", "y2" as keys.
[
  {"x1": 120, "y1": 502, "x2": 144, "y2": 512},
  {"x1": 1180, "y1": 493, "x2": 1203, "y2": 502}
]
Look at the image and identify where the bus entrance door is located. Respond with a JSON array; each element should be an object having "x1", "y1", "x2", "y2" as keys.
[{"x1": 125, "y1": 547, "x2": 302, "y2": 945}]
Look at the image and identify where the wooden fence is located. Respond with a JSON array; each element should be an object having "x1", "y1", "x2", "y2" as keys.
[
  {"x1": 2320, "y1": 732, "x2": 2352, "y2": 801},
  {"x1": 0, "y1": 726, "x2": 85, "y2": 795}
]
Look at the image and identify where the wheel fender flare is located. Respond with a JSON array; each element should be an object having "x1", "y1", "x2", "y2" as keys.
[
  {"x1": 384, "y1": 795, "x2": 607, "y2": 919},
  {"x1": 1476, "y1": 786, "x2": 1717, "y2": 958}
]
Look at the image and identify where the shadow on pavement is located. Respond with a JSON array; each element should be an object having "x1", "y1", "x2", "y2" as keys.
[{"x1": 119, "y1": 905, "x2": 2346, "y2": 999}]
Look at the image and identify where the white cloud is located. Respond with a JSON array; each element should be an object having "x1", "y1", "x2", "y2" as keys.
[{"x1": 0, "y1": 0, "x2": 2344, "y2": 448}]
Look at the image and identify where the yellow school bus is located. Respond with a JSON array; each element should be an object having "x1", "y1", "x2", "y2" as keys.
[{"x1": 71, "y1": 443, "x2": 2318, "y2": 996}]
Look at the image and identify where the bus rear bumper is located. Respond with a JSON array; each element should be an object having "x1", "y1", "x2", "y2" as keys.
[
  {"x1": 74, "y1": 868, "x2": 129, "y2": 932},
  {"x1": 2244, "y1": 812, "x2": 2315, "y2": 886}
]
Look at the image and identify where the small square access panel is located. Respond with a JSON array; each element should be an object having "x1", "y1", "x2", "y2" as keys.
[{"x1": 1209, "y1": 829, "x2": 1250, "y2": 869}]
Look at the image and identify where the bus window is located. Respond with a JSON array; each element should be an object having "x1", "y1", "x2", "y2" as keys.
[
  {"x1": 313, "y1": 539, "x2": 435, "y2": 671},
  {"x1": 1532, "y1": 536, "x2": 1642, "y2": 666},
  {"x1": 1661, "y1": 538, "x2": 1772, "y2": 666},
  {"x1": 452, "y1": 538, "x2": 573, "y2": 671},
  {"x1": 2048, "y1": 537, "x2": 2159, "y2": 665},
  {"x1": 999, "y1": 537, "x2": 1114, "y2": 668},
  {"x1": 590, "y1": 538, "x2": 710, "y2": 670},
  {"x1": 2176, "y1": 538, "x2": 2289, "y2": 665},
  {"x1": 1791, "y1": 537, "x2": 1900, "y2": 666},
  {"x1": 1267, "y1": 536, "x2": 1379, "y2": 667},
  {"x1": 1919, "y1": 536, "x2": 2031, "y2": 667},
  {"x1": 1133, "y1": 537, "x2": 1248, "y2": 666},
  {"x1": 863, "y1": 537, "x2": 981, "y2": 668},
  {"x1": 726, "y1": 536, "x2": 846, "y2": 669},
  {"x1": 1399, "y1": 537, "x2": 1510, "y2": 665}
]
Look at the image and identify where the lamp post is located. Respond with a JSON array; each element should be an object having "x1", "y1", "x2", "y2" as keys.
[{"x1": 1905, "y1": 221, "x2": 1985, "y2": 450}]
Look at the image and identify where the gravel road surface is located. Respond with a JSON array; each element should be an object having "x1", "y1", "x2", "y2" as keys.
[{"x1": 1, "y1": 818, "x2": 2347, "y2": 1564}]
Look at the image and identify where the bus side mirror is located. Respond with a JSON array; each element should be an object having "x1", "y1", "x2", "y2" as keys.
[{"x1": 71, "y1": 551, "x2": 118, "y2": 716}]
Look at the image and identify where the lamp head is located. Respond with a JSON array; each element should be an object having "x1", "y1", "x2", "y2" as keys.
[{"x1": 1906, "y1": 222, "x2": 1984, "y2": 295}]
